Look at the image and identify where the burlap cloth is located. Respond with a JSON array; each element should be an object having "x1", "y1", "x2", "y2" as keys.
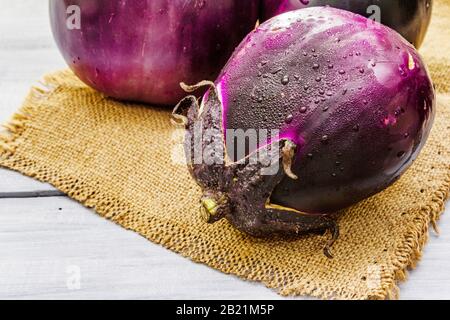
[{"x1": 1, "y1": 1, "x2": 449, "y2": 300}]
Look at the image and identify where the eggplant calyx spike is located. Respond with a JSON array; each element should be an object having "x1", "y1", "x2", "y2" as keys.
[
  {"x1": 282, "y1": 140, "x2": 298, "y2": 180},
  {"x1": 323, "y1": 219, "x2": 340, "y2": 259},
  {"x1": 180, "y1": 80, "x2": 216, "y2": 93},
  {"x1": 171, "y1": 95, "x2": 199, "y2": 127}
]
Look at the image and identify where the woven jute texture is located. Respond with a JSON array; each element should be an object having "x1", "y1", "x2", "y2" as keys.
[{"x1": 1, "y1": 1, "x2": 450, "y2": 300}]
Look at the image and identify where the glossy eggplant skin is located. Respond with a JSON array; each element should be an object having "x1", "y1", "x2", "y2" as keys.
[
  {"x1": 220, "y1": 7, "x2": 435, "y2": 214},
  {"x1": 49, "y1": 0, "x2": 260, "y2": 105},
  {"x1": 261, "y1": 0, "x2": 433, "y2": 48}
]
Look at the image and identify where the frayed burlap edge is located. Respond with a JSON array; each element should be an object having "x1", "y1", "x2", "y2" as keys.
[{"x1": 1, "y1": 71, "x2": 449, "y2": 300}]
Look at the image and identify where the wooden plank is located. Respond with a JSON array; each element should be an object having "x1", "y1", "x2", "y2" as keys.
[
  {"x1": 0, "y1": 53, "x2": 66, "y2": 123},
  {"x1": 0, "y1": 0, "x2": 449, "y2": 300},
  {"x1": 0, "y1": 196, "x2": 287, "y2": 300},
  {"x1": 0, "y1": 0, "x2": 66, "y2": 123},
  {"x1": 0, "y1": 196, "x2": 449, "y2": 299},
  {"x1": 0, "y1": 0, "x2": 64, "y2": 195},
  {"x1": 0, "y1": 169, "x2": 62, "y2": 197}
]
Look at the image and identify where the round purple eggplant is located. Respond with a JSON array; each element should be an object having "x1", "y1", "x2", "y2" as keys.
[
  {"x1": 49, "y1": 0, "x2": 260, "y2": 105},
  {"x1": 261, "y1": 0, "x2": 433, "y2": 48},
  {"x1": 174, "y1": 7, "x2": 435, "y2": 256}
]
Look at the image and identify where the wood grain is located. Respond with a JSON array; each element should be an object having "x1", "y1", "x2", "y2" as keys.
[
  {"x1": 0, "y1": 196, "x2": 449, "y2": 300},
  {"x1": 0, "y1": 169, "x2": 63, "y2": 198},
  {"x1": 0, "y1": 0, "x2": 449, "y2": 300},
  {"x1": 0, "y1": 197, "x2": 287, "y2": 300}
]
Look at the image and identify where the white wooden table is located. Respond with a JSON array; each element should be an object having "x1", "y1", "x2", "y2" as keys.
[{"x1": 0, "y1": 0, "x2": 449, "y2": 300}]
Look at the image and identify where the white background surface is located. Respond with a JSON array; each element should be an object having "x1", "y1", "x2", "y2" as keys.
[{"x1": 0, "y1": 0, "x2": 449, "y2": 300}]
